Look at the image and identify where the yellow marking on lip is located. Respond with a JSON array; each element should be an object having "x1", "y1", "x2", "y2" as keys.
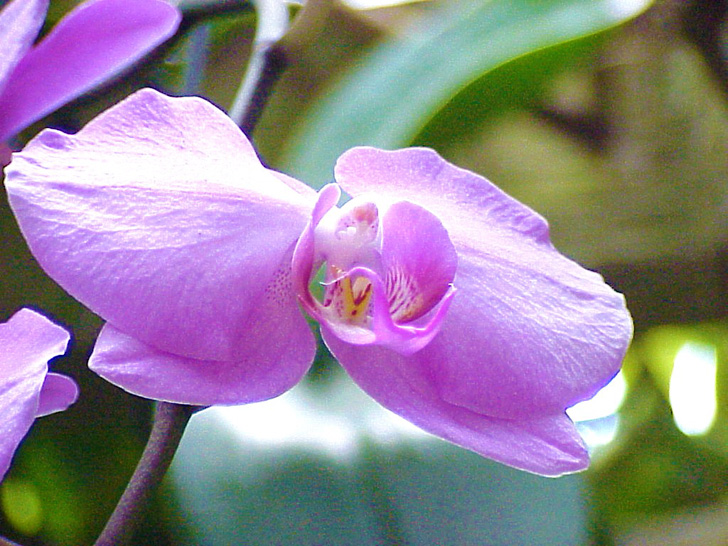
[{"x1": 339, "y1": 275, "x2": 372, "y2": 324}]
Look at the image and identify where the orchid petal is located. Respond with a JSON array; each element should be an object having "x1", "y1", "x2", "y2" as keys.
[
  {"x1": 323, "y1": 332, "x2": 588, "y2": 476},
  {"x1": 0, "y1": 0, "x2": 181, "y2": 141},
  {"x1": 0, "y1": 308, "x2": 75, "y2": 481},
  {"x1": 36, "y1": 373, "x2": 79, "y2": 417},
  {"x1": 334, "y1": 147, "x2": 632, "y2": 419},
  {"x1": 0, "y1": 0, "x2": 47, "y2": 100},
  {"x1": 273, "y1": 171, "x2": 320, "y2": 199},
  {"x1": 6, "y1": 89, "x2": 317, "y2": 362},
  {"x1": 89, "y1": 264, "x2": 316, "y2": 405},
  {"x1": 90, "y1": 245, "x2": 315, "y2": 406},
  {"x1": 292, "y1": 183, "x2": 343, "y2": 319}
]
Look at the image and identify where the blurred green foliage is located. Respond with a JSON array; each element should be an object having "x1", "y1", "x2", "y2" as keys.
[
  {"x1": 272, "y1": 0, "x2": 650, "y2": 186},
  {"x1": 167, "y1": 378, "x2": 589, "y2": 545}
]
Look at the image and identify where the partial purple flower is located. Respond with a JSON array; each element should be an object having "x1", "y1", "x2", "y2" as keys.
[
  {"x1": 4, "y1": 88, "x2": 632, "y2": 476},
  {"x1": 1, "y1": 308, "x2": 77, "y2": 482},
  {"x1": 0, "y1": 0, "x2": 180, "y2": 157}
]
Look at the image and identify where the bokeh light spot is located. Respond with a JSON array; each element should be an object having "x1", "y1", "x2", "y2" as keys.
[{"x1": 669, "y1": 341, "x2": 717, "y2": 436}]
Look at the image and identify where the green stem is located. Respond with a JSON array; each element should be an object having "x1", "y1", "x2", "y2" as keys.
[{"x1": 93, "y1": 403, "x2": 195, "y2": 546}]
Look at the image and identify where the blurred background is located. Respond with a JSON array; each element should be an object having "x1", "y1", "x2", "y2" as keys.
[{"x1": 2, "y1": 0, "x2": 728, "y2": 543}]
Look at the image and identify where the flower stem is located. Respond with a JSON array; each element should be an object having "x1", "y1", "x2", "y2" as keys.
[
  {"x1": 179, "y1": 0, "x2": 252, "y2": 21},
  {"x1": 228, "y1": 0, "x2": 290, "y2": 134},
  {"x1": 93, "y1": 402, "x2": 195, "y2": 546},
  {"x1": 0, "y1": 536, "x2": 23, "y2": 546}
]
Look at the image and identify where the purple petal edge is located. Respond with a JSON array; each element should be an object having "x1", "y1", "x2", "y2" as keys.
[
  {"x1": 36, "y1": 373, "x2": 79, "y2": 417},
  {"x1": 0, "y1": 0, "x2": 47, "y2": 100}
]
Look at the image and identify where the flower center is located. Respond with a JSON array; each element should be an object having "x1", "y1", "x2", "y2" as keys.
[
  {"x1": 307, "y1": 193, "x2": 456, "y2": 344},
  {"x1": 314, "y1": 199, "x2": 381, "y2": 326}
]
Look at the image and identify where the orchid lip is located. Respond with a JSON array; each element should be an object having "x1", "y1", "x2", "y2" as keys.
[{"x1": 320, "y1": 265, "x2": 457, "y2": 355}]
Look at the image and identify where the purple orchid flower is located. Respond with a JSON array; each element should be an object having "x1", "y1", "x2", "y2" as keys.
[
  {"x1": 4, "y1": 88, "x2": 632, "y2": 476},
  {"x1": 0, "y1": 0, "x2": 180, "y2": 164},
  {"x1": 1, "y1": 308, "x2": 77, "y2": 482}
]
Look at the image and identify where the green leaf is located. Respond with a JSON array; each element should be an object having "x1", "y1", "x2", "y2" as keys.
[{"x1": 279, "y1": 0, "x2": 652, "y2": 187}]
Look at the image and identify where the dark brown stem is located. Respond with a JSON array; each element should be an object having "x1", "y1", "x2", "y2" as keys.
[
  {"x1": 238, "y1": 45, "x2": 288, "y2": 136},
  {"x1": 682, "y1": 0, "x2": 728, "y2": 102},
  {"x1": 93, "y1": 403, "x2": 195, "y2": 546},
  {"x1": 228, "y1": 0, "x2": 290, "y2": 134}
]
